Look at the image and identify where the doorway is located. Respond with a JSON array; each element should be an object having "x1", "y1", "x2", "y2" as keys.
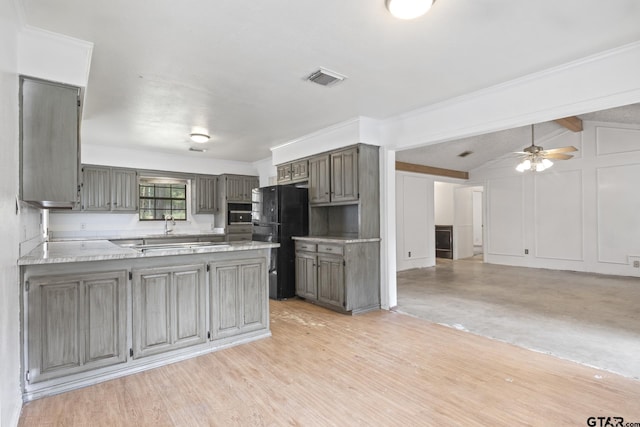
[{"x1": 434, "y1": 182, "x2": 484, "y2": 260}]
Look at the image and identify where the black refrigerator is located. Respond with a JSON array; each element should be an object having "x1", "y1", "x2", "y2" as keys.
[{"x1": 251, "y1": 185, "x2": 309, "y2": 300}]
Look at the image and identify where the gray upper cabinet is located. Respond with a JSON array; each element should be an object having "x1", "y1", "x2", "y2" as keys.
[
  {"x1": 20, "y1": 77, "x2": 81, "y2": 209},
  {"x1": 194, "y1": 175, "x2": 218, "y2": 213},
  {"x1": 26, "y1": 270, "x2": 127, "y2": 384},
  {"x1": 291, "y1": 160, "x2": 309, "y2": 182},
  {"x1": 132, "y1": 264, "x2": 207, "y2": 359},
  {"x1": 277, "y1": 159, "x2": 309, "y2": 184},
  {"x1": 81, "y1": 165, "x2": 110, "y2": 211},
  {"x1": 243, "y1": 176, "x2": 259, "y2": 202},
  {"x1": 308, "y1": 144, "x2": 379, "y2": 239},
  {"x1": 308, "y1": 147, "x2": 359, "y2": 206},
  {"x1": 224, "y1": 175, "x2": 258, "y2": 203},
  {"x1": 330, "y1": 147, "x2": 358, "y2": 203},
  {"x1": 111, "y1": 168, "x2": 138, "y2": 211},
  {"x1": 276, "y1": 164, "x2": 292, "y2": 184},
  {"x1": 81, "y1": 165, "x2": 138, "y2": 212},
  {"x1": 309, "y1": 155, "x2": 331, "y2": 204}
]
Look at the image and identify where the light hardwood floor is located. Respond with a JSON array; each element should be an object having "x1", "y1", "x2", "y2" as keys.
[{"x1": 19, "y1": 299, "x2": 640, "y2": 426}]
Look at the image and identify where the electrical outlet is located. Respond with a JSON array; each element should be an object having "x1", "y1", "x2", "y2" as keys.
[
  {"x1": 634, "y1": 260, "x2": 640, "y2": 268},
  {"x1": 524, "y1": 249, "x2": 529, "y2": 255},
  {"x1": 81, "y1": 223, "x2": 86, "y2": 230},
  {"x1": 211, "y1": 223, "x2": 215, "y2": 231}
]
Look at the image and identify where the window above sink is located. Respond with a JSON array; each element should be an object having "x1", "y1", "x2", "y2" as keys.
[{"x1": 139, "y1": 177, "x2": 188, "y2": 221}]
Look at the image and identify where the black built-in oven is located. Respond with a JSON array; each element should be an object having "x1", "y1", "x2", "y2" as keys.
[{"x1": 227, "y1": 203, "x2": 252, "y2": 225}]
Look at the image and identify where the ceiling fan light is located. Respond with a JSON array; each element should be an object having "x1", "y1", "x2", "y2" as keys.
[
  {"x1": 386, "y1": 0, "x2": 433, "y2": 20},
  {"x1": 541, "y1": 158, "x2": 553, "y2": 169},
  {"x1": 516, "y1": 159, "x2": 531, "y2": 172},
  {"x1": 190, "y1": 133, "x2": 210, "y2": 143}
]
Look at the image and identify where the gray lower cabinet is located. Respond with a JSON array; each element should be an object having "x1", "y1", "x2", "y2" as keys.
[
  {"x1": 295, "y1": 240, "x2": 380, "y2": 314},
  {"x1": 295, "y1": 250, "x2": 317, "y2": 300},
  {"x1": 317, "y1": 254, "x2": 345, "y2": 308},
  {"x1": 210, "y1": 258, "x2": 267, "y2": 339},
  {"x1": 132, "y1": 264, "x2": 207, "y2": 358},
  {"x1": 26, "y1": 270, "x2": 127, "y2": 384}
]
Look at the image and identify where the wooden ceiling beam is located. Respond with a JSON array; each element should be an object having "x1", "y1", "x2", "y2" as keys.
[
  {"x1": 554, "y1": 116, "x2": 583, "y2": 132},
  {"x1": 396, "y1": 161, "x2": 469, "y2": 180}
]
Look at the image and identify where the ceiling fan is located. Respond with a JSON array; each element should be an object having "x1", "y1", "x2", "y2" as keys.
[{"x1": 515, "y1": 124, "x2": 578, "y2": 172}]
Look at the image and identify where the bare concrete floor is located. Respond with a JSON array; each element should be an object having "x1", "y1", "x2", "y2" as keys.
[{"x1": 397, "y1": 256, "x2": 640, "y2": 379}]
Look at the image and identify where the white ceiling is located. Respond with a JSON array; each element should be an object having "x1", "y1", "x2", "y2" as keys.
[{"x1": 21, "y1": 0, "x2": 640, "y2": 162}]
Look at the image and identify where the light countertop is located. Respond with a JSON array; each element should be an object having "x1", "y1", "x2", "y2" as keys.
[
  {"x1": 292, "y1": 236, "x2": 381, "y2": 244},
  {"x1": 19, "y1": 240, "x2": 279, "y2": 266}
]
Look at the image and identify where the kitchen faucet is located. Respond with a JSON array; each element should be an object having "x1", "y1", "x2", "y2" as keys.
[{"x1": 164, "y1": 214, "x2": 175, "y2": 234}]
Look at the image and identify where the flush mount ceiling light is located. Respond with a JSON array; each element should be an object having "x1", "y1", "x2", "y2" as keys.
[
  {"x1": 386, "y1": 0, "x2": 434, "y2": 20},
  {"x1": 190, "y1": 133, "x2": 210, "y2": 143}
]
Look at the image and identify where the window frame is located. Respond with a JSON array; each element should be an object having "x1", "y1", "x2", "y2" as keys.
[{"x1": 138, "y1": 182, "x2": 188, "y2": 221}]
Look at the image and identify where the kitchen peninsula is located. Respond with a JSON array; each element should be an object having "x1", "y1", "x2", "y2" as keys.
[{"x1": 18, "y1": 238, "x2": 278, "y2": 401}]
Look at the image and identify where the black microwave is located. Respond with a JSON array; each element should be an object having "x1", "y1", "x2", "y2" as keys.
[{"x1": 228, "y1": 203, "x2": 252, "y2": 225}]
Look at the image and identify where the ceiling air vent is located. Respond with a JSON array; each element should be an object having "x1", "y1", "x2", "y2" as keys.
[
  {"x1": 306, "y1": 68, "x2": 347, "y2": 87},
  {"x1": 458, "y1": 150, "x2": 473, "y2": 158},
  {"x1": 189, "y1": 147, "x2": 207, "y2": 153}
]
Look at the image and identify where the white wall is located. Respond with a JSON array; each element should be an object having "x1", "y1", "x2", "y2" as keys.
[
  {"x1": 270, "y1": 117, "x2": 381, "y2": 165},
  {"x1": 252, "y1": 157, "x2": 277, "y2": 187},
  {"x1": 434, "y1": 181, "x2": 455, "y2": 225},
  {"x1": 1, "y1": 1, "x2": 25, "y2": 425},
  {"x1": 473, "y1": 121, "x2": 640, "y2": 277},
  {"x1": 472, "y1": 189, "x2": 483, "y2": 246},
  {"x1": 396, "y1": 172, "x2": 435, "y2": 271},
  {"x1": 18, "y1": 26, "x2": 92, "y2": 88}
]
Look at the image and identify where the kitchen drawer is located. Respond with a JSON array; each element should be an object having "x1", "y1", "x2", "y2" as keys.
[
  {"x1": 227, "y1": 224, "x2": 252, "y2": 234},
  {"x1": 317, "y1": 244, "x2": 343, "y2": 256},
  {"x1": 198, "y1": 235, "x2": 225, "y2": 243},
  {"x1": 144, "y1": 236, "x2": 195, "y2": 244},
  {"x1": 110, "y1": 238, "x2": 144, "y2": 247},
  {"x1": 295, "y1": 241, "x2": 317, "y2": 252},
  {"x1": 227, "y1": 233, "x2": 251, "y2": 242}
]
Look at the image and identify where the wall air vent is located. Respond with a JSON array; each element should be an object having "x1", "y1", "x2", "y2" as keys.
[{"x1": 306, "y1": 68, "x2": 347, "y2": 87}]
